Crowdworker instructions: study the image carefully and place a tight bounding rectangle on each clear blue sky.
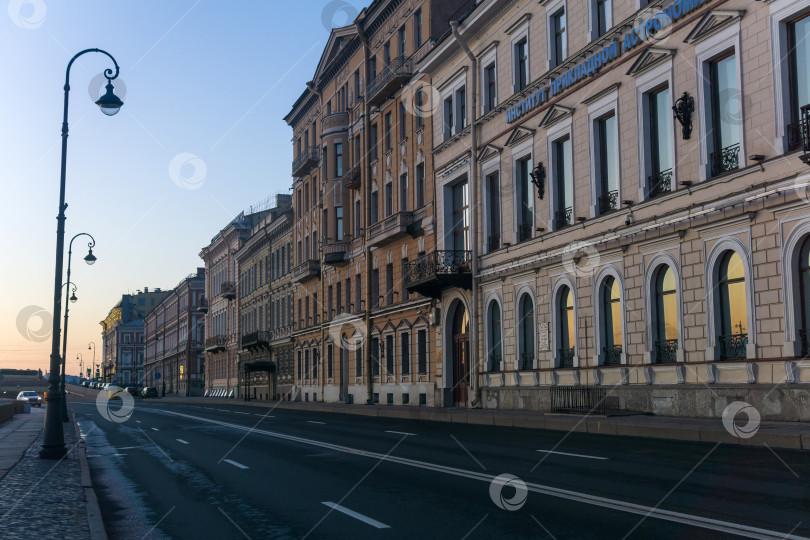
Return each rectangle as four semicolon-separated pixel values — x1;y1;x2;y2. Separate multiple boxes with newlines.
0;0;365;375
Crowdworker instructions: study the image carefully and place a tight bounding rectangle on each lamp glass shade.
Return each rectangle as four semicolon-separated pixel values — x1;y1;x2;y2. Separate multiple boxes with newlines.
95;82;123;116
69;293;78;303
84;249;97;265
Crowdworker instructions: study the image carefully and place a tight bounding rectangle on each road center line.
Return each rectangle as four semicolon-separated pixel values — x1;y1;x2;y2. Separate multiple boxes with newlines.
151;427;159;432
223;459;249;470
385;430;417;436
537;449;608;460
307;421;326;425
255;413;274;417
176;439;189;445
147;408;803;540
321;502;390;529
234;411;250;415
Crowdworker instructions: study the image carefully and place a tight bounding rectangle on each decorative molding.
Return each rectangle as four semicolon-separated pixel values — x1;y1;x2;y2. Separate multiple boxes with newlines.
684;10;746;45
620;367;629;385
478;144;502;163
785;361;797;384
626;48;675;78
573;370;581;385
643;366;653;385
707;364;717;384
593;368;602;385
505;13;532;35
582;82;621;105
676;365;685;384
538;105;574;129
746;363;757;384
504;126;535;147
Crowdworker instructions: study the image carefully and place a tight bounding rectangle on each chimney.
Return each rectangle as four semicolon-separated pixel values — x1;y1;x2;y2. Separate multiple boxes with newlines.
144;287;149;293
197;267;205;276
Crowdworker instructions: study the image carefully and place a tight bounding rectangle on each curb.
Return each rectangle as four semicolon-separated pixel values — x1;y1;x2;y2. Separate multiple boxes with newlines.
72;412;108;540
149;396;809;451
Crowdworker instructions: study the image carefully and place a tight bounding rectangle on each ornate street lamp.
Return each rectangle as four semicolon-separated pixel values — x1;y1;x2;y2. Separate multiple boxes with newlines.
672;91;694;140
41;49;122;460
60;233;96;422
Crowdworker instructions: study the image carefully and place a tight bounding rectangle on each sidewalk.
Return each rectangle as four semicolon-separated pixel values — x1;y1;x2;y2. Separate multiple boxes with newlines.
155;395;810;451
0;407;105;540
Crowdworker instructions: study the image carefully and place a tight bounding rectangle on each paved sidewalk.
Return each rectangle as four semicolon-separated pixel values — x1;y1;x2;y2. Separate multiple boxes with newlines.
0;407;102;540
148;395;810;451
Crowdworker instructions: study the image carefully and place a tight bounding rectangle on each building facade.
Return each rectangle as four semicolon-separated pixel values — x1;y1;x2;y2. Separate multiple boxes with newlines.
415;0;810;419
143;269;206;396
200;210;270;397
236;196;294;401
99;288;171;385
267;202;296;400
285;0;470;405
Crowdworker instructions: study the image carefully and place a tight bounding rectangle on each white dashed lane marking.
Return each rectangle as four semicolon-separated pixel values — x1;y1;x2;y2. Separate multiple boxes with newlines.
176;439;189;445
321;502;390;529
223;459;249;470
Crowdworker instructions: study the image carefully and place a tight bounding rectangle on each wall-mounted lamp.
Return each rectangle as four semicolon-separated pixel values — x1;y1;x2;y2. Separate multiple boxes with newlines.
530;162;546;200
672;91;694;140
750;154;766;172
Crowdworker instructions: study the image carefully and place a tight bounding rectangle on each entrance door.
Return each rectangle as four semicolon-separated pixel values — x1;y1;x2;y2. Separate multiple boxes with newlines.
451;302;470;407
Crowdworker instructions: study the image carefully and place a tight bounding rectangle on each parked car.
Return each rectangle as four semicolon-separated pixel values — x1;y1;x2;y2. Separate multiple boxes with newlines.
125;386;142;397
81;381;90;388
141;386;158;398
16;391;42;407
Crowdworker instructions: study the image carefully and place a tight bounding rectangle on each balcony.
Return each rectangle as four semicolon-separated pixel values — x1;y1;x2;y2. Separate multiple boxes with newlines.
648;169;673;199
598;190;619;215
787;104;810;164
519;353;534;371
204;335;227;353
367;211;414;248
292;147;320;177
517;223;532;243
343;165;361;189
488;233;501;252
292;259;320;283
710;143;740;177
197;297;208;313
602;344;622;366
404;250;471;298
367;56;413;106
653;339;678;364
241;331;270;351
555;207;573;230
718;333;747;361
323;241;350;266
220;281;236;300
558;347;576;368
322;112;348;134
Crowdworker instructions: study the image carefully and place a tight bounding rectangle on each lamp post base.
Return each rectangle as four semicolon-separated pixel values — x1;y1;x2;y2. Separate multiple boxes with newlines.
39;444;67;460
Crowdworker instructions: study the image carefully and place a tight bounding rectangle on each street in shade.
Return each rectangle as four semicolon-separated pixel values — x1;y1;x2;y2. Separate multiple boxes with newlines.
68;388;810;540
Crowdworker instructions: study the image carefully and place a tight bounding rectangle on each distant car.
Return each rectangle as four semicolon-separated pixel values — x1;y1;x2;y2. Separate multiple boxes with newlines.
81;381;90;388
125;386;142;397
141;387;158;398
16;391;42;407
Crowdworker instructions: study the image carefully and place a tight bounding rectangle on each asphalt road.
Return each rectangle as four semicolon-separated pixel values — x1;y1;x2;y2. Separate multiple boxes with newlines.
65;386;810;539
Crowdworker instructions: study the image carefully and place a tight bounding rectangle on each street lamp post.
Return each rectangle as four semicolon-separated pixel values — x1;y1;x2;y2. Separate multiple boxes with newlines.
40;49;122;460
77;353;83;382
88;342;96;380
60;233;96;422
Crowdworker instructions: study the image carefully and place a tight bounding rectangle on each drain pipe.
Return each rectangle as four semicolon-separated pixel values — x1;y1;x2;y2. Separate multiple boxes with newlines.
450;20;480;408
356;20;374;404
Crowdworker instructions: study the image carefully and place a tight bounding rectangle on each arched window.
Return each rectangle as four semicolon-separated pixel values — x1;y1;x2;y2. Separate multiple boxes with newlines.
558;286;575;367
717;251;748;360
518;294;534;370
798;237;810;357
601;277;622;366
487;301;502;371
653;265;678;363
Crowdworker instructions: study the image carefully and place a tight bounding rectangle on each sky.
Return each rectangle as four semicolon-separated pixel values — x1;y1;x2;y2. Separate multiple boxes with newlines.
0;0;366;376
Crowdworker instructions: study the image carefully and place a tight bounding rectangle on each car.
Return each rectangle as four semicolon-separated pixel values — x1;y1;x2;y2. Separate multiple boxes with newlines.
125;386;142;397
16;391;42;407
81;381;90;388
141;386;158;398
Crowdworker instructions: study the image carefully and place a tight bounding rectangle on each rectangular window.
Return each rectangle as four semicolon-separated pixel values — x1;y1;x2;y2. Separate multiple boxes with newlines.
595;113;619;215
452;181;469;252
487;172;501;251
400;173;408;212
553;136;573;230
355;274;362;313
443;96;453;141
385;182;393;217
456;86;466;133
484;62;497;113
355;199;361;237
401;332;410;374
384;42;391;67
298;299;302;327
415;88;424;129
551;9;566;68
414;9;422;48
345;278;351;312
401;258;409;302
370;123;378;162
304;183;309;210
417;329;427;374
516;157;533;242
369;56;377;84
386;334;395;375
355;343;363;377
354;69;360;99
312;349;318;379
647;85;673;197
416;164;425;208
514;38;528;92
398;26;406;60
328;285;333;319
386;263;394;305
354;134;361;165
788;12;810;150
708;52;741;176
399;101;407;141
596;0;609;38
305;297;310;326
327;345;333;379
372;268;379;308
335;142;343;178
384;112;392;151
371;336;380;375
336;206;344;240
336;282;342;313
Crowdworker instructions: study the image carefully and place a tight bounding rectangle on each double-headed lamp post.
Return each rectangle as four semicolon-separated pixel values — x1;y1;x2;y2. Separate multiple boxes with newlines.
60;233;96;422
40;49;123;460
77;353;83;382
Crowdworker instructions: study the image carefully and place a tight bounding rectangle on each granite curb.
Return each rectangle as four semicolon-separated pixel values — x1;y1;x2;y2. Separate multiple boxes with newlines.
72;411;108;540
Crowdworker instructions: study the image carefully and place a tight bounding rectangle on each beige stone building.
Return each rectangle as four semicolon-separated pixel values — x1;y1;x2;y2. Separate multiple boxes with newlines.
418;0;810;419
285;0;470;405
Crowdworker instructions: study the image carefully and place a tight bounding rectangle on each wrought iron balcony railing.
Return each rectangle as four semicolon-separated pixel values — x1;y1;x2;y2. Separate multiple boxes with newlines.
292;147;320;177
787;104;810;152
343;164;361;189
653;338;678;364
598;189;619;215
718;332;747;361
555;206;573;229
197;296;208;313
488;233;501;252
241;331;270;350
403;250;472;298
367;56;413;106
323;241;351;266
648;168;673;199
517;223;532;243
710;143;740;177
800;328;810;358
519;353;534;371
558;347;575;368
220;281;236;299
292;259;321;283
204;335;227;353
603;344;622;366
367;211;414;248
322;112;348;133
489;354;502;372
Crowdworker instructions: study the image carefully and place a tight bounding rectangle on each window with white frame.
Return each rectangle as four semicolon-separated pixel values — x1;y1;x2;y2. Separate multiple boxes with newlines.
487;300;503;371
481;45;498;114
508;15;530;94
547;1;567;69
400;172;408;212
517;293;535;370
485;169;501;252
515;155;533;243
589;0;611;42
635;60;675;201
552;135;573;230
588;91;620;216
